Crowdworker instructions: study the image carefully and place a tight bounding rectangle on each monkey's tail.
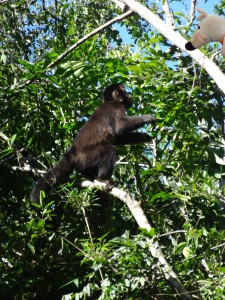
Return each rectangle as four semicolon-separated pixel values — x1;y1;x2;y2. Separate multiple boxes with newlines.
30;149;75;203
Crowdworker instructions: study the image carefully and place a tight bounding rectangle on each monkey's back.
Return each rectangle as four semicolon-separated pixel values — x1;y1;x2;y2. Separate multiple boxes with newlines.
73;102;126;151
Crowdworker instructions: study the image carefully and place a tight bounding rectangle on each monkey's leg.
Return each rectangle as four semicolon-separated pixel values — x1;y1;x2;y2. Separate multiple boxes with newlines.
115;132;152;145
95;146;117;188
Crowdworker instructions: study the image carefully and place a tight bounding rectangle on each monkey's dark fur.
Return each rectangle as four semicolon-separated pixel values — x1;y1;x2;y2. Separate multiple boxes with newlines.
30;83;155;203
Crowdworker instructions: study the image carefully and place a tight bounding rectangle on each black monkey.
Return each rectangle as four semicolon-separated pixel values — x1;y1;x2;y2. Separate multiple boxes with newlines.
30;83;155;203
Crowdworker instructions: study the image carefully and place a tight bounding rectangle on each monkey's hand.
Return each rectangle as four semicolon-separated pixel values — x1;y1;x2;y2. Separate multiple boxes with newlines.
141;133;152;142
143;114;156;124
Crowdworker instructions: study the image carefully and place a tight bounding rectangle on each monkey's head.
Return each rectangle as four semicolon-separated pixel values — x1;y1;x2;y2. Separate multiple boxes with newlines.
103;83;133;108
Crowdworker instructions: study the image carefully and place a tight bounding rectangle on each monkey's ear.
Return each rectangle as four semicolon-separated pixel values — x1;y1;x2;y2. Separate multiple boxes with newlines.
112;90;121;101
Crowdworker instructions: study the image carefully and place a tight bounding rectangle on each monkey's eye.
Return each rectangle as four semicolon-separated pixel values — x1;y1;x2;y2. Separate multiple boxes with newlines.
198;25;200;29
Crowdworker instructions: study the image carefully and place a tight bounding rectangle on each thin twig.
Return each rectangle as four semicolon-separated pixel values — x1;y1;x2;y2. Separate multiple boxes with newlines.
211;242;225;250
81;207;94;245
62;236;86;256
160;230;186;237
187;0;197;27
152;138;157;167
81;207;104;281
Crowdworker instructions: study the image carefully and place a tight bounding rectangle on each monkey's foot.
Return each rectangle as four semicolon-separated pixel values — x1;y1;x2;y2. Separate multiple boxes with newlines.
94;179;116;190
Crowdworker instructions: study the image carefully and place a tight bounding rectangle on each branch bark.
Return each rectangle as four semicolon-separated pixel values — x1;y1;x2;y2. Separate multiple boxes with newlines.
162;0;174;27
111;0;126;11
114;0;225;95
80;180;193;299
188;0;197;26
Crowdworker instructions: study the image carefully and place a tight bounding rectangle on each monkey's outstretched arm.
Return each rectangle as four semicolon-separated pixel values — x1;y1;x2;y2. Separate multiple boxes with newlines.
115;132;152;145
115;114;155;134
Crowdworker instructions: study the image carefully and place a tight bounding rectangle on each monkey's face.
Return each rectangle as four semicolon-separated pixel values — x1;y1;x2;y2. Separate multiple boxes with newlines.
122;90;133;108
112;85;133;108
103;83;133;108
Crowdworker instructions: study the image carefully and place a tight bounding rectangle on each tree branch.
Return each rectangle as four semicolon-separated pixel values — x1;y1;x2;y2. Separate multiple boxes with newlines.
162;0;174;27
80;180;193;299
111;0;126;11
0;131;46;176
46;10;133;70
81;206;105;281
0;163;46;175
188;0;197;27
0;0;11;4
18;9;133;89
114;0;225;95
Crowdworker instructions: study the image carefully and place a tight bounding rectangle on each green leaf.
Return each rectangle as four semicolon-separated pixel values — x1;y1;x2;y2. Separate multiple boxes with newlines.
27;242;35;255
183;247;194;259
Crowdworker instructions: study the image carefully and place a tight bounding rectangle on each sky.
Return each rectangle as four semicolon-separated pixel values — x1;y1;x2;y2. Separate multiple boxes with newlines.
171;0;219;14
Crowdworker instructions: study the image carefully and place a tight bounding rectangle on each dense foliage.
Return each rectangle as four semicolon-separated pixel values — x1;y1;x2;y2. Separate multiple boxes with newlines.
1;0;225;299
